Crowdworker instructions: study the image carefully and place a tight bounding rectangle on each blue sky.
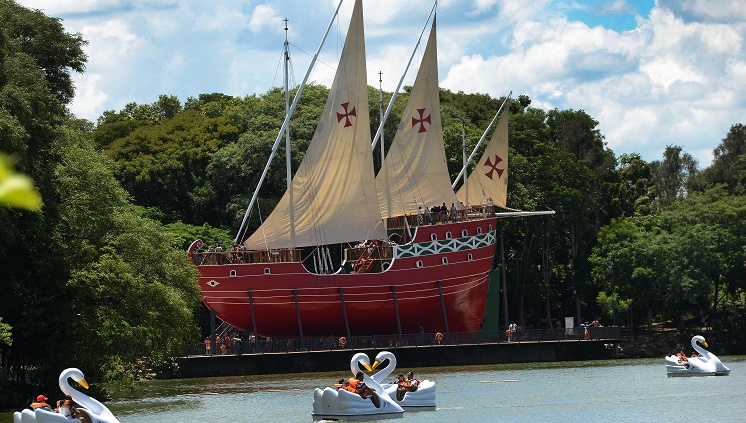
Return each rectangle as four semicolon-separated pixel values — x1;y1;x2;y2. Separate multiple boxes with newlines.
18;0;746;167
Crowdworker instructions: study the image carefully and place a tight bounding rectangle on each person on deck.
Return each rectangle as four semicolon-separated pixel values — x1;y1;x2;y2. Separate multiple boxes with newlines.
508;321;517;342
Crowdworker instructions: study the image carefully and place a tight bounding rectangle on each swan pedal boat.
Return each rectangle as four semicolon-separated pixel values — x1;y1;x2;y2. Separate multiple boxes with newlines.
665;335;731;377
370;351;436;411
312;352;404;420
14;368;120;423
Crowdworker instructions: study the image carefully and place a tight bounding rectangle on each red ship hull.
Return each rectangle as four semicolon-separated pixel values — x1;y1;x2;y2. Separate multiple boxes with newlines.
197;218;498;337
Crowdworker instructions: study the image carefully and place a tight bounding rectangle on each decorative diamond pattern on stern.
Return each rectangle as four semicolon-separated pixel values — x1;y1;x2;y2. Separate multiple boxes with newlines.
395;232;496;258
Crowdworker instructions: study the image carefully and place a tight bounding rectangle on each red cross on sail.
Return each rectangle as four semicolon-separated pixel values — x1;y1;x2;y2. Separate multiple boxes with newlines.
336;102;356;127
411;108;431;133
484;154;505;180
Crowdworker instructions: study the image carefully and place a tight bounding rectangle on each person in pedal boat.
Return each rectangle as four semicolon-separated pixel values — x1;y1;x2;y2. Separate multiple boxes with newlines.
349;371;381;408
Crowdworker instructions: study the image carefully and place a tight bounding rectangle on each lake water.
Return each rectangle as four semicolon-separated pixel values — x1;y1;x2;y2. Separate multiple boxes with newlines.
5;357;745;422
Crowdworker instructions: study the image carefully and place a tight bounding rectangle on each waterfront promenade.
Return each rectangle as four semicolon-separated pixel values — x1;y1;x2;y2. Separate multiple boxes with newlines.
177;327;621;378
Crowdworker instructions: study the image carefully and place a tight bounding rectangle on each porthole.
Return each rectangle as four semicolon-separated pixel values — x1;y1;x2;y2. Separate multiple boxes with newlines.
446;231;452;239
489;224;493;232
468;254;473;261
416;260;423;268
230;270;237;277
430;233;437;241
207;280;219;287
462;230;468;237
477;227;483;235
264;268;271;274
441;257;448;264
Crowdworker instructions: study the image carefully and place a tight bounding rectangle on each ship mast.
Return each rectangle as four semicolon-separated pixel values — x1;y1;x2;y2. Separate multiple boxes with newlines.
284;18;295;245
461;120;467;206
379;70;391;223
234;0;345;245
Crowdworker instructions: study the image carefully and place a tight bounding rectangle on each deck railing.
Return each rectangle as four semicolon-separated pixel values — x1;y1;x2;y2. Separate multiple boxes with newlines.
190;206;497;267
184;327;621;357
190;248;302;266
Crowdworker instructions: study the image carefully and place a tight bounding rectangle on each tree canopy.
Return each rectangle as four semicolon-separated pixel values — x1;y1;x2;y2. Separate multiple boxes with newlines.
0;1;201;406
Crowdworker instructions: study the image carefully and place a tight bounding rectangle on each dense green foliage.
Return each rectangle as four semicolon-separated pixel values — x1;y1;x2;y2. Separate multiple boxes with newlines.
0;0;201;408
92;81;746;349
90;60;745;353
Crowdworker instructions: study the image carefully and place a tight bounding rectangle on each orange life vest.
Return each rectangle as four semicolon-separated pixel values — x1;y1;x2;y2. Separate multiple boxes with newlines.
30;402;52;410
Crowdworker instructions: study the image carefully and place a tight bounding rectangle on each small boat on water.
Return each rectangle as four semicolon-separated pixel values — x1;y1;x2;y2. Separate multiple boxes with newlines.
312;352;404;421
370;351;436;411
14;368;120;423
665;335;731;376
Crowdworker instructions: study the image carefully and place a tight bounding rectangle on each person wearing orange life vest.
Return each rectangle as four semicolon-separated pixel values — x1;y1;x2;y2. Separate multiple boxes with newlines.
30;394;53;412
56;397;82;420
348;371;381;408
405;371;420;392
394;373;408;401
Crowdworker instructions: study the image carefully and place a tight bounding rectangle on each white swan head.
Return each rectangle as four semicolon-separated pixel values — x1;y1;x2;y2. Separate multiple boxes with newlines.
60;368;90;393
692;335;708;349
370;351;397;384
350;352;374;376
371;351;396;372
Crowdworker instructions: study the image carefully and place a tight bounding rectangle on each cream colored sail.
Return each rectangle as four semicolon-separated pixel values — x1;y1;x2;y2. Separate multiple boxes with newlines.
456;109;508;207
375;18;463;219
245;0;385;250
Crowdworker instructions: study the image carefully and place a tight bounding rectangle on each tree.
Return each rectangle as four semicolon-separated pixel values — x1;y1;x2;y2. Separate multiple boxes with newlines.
0;0;87;105
100;108;240;224
0;3;202;397
694;123;746;194
650;145;698;209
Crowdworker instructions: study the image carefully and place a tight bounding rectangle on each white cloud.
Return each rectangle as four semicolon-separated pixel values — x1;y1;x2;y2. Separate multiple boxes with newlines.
194;6;247;32
661;0;746;23
249;5;282;34
17;0;125;15
69;74;108;119
12;0;745;167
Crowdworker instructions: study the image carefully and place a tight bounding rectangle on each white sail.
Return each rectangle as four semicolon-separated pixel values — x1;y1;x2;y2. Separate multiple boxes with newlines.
375;18;463;219
245;0;385;250
456;108;508;208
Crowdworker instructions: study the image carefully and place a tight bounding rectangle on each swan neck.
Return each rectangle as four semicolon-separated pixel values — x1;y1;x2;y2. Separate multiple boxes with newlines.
692;338;710;357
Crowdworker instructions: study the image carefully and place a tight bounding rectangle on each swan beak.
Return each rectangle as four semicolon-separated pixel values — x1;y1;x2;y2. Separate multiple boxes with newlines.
78;378;89;390
371;360;382;370
702;341;709;348
362;362;374;372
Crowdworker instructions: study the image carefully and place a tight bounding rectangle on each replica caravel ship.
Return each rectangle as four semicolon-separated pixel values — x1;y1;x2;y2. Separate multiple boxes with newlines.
191;0;549;338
